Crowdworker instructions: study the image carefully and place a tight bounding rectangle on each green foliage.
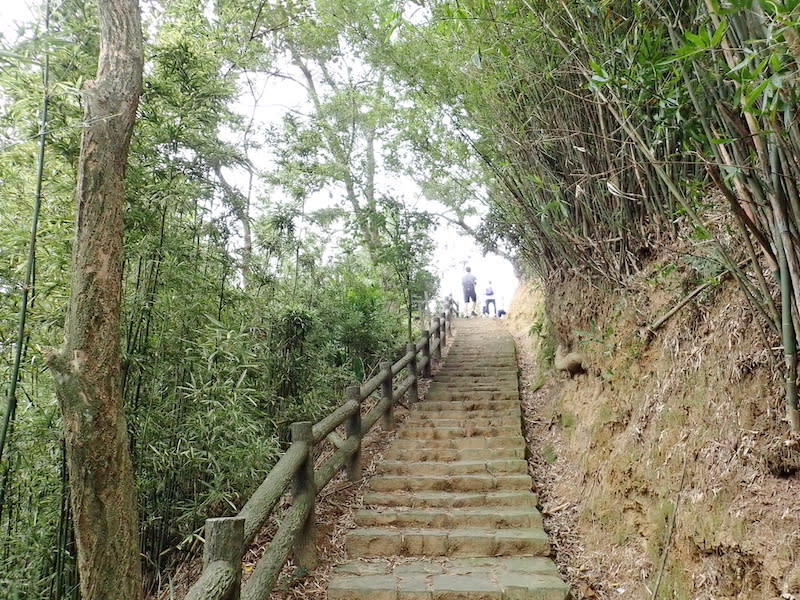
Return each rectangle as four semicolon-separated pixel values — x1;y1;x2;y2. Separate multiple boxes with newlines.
0;1;426;596
559;412;576;429
529;316;555;368
373;196;440;339
542;444;557;465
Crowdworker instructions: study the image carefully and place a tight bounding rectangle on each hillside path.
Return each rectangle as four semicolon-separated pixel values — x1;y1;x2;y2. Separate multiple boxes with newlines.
327;318;571;600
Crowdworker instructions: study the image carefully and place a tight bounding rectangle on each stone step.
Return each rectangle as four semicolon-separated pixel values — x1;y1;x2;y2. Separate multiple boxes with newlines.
383;446;525;462
429;368;514;375
354;506;543;529
363;490;538;509
446;355;516;359
445;348;515;354
410;406;521;419
435;371;517;377
397;425;521;440
445;352;516;357
369;473;531;493
405;414;519;427
325;323;571;599
427;384;519;394
444;354;515;360
434;375;518;384
380;459;527;476
422;389;518;400
346;527;552;558
442;367;516;372
431;384;518;393
329;556;569;600
390;436;524;451
416;398;519;412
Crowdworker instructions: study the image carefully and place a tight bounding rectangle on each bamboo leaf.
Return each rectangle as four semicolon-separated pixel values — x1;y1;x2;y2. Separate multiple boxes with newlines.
710;19;728;47
726;54;753;76
743;79;770;110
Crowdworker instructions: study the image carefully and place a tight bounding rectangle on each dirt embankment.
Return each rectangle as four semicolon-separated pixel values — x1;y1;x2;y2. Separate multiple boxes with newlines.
508;269;800;600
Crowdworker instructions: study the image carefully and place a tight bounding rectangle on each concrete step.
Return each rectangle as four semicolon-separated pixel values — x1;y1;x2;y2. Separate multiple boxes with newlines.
379;459;528;476
409;408;521;421
346;527;552;558
429;370;515;377
397;425;521;440
390;436;524;451
427;384;519;394
325;323;571;599
444;354;515;361
354;506;543;529
435;372;517;379
369;473;531;493
383;446;525;462
363;490;538;509
422;389;517;400
405;414;520;427
329;556;569;600
434;375;518;384
416;398;519;412
445;348;515;355
445;356;517;360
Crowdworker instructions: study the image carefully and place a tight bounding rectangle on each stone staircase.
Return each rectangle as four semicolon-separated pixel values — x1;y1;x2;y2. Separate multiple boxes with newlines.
328;318;571;600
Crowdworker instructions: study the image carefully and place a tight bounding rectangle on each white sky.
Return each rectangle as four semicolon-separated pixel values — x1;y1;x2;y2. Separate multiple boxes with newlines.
1;1;36;34
1;0;520;306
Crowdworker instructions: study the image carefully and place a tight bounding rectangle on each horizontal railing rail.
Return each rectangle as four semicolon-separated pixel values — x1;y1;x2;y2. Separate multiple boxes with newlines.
184;308;456;600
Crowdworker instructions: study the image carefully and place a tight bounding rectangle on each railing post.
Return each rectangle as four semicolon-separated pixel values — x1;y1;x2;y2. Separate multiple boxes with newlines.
407;342;419;404
203;516;245;600
443;309;452;337
422;329;432;378
440;312;448;348
291;421;318;571
433;317;443;361
380;361;395;431
345;386;363;480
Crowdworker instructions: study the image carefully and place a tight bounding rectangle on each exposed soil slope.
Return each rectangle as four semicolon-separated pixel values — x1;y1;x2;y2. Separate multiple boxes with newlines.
507;271;800;600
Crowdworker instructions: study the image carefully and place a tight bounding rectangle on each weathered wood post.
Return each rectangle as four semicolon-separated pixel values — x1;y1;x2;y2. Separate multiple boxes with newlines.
407;342;419;404
380;361;395;431
291;421;318;571
422;329;432;378
433;317;443;361
345;386;363;480
196;517;245;600
444;309;452;337
440;312;448;348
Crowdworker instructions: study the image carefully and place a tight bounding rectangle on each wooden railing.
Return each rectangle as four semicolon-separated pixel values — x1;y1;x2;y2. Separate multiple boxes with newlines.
184;310;456;600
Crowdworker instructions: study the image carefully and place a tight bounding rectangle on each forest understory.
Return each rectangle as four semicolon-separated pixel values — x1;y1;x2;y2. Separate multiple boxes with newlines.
508;267;800;600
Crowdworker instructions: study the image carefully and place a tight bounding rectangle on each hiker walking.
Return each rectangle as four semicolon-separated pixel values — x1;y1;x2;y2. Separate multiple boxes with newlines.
461;266;477;317
484;281;496;316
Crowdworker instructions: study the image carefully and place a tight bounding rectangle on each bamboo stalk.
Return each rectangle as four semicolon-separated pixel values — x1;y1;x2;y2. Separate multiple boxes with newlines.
778;229;800;432
0;0;51;465
650;457;688;600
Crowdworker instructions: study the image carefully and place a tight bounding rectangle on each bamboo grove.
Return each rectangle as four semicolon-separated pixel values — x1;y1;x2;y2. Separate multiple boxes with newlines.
0;0;438;596
385;0;800;429
2;0;800;598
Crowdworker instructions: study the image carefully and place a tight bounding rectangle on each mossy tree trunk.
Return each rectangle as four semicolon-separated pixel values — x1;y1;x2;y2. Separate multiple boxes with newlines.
45;0;144;598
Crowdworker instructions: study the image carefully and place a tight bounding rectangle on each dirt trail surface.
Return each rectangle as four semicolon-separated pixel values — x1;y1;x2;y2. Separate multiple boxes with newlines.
507;279;800;600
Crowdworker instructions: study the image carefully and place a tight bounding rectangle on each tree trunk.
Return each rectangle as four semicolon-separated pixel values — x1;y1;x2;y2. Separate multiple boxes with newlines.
45;0;144;598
